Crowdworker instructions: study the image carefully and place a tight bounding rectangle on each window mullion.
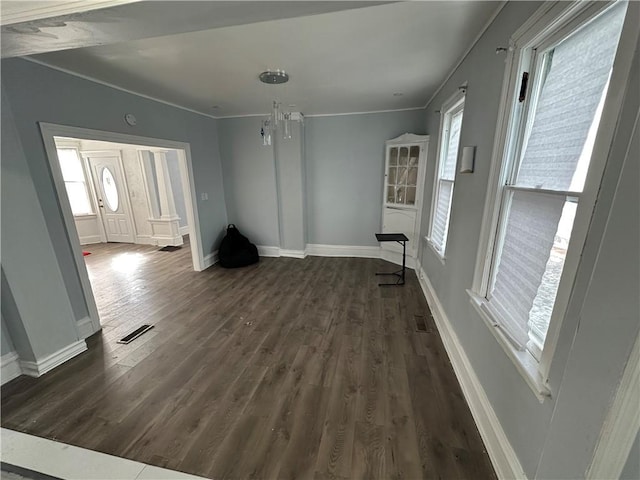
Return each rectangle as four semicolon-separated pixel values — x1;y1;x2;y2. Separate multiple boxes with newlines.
505;185;581;199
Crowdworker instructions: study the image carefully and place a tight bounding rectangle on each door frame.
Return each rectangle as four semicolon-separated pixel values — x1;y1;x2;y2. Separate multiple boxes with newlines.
40;123;207;336
85;149;136;244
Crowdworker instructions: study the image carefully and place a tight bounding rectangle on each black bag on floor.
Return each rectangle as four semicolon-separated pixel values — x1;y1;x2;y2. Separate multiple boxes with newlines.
218;224;259;268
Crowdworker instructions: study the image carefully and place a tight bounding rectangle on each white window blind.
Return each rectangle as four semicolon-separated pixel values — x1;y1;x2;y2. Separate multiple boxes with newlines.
486;3;625;355
58;148;93;216
430;107;463;254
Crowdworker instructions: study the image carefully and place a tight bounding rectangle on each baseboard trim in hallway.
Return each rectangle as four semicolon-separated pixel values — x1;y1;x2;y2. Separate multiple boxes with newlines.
416;265;527;480
19;341;87;378
256;243;417;269
1;428;207;480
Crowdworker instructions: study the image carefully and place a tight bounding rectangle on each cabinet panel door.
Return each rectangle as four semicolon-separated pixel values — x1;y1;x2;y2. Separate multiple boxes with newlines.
385;145;424;208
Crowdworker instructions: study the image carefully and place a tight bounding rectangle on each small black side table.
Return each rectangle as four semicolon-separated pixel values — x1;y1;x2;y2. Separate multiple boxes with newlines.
375;233;408;286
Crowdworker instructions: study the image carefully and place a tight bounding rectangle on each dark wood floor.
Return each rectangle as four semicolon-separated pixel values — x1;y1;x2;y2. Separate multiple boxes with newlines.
1;241;495;479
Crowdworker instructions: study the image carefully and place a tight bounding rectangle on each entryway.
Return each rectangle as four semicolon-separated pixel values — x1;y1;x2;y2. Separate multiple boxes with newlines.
40;123;206;338
54;137;192;250
86;150;135;243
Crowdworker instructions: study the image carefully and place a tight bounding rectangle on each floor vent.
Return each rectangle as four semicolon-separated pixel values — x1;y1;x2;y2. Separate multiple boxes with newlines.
159;245;181;252
117;324;154;344
415;315;427;332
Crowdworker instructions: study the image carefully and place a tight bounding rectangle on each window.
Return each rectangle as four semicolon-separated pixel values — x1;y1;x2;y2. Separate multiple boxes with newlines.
57;148;94;216
471;1;628;387
428;92;465;256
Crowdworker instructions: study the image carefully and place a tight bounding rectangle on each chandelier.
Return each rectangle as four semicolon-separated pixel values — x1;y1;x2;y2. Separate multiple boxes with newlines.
258;70;297;146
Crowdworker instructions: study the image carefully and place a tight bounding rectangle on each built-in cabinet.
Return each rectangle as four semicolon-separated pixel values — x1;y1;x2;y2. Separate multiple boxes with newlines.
381;133;429;263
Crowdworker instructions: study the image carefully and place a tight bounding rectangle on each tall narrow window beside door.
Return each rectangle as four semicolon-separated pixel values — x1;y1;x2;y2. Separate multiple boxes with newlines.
57;148;94;216
471;1;628;379
428;92;465;257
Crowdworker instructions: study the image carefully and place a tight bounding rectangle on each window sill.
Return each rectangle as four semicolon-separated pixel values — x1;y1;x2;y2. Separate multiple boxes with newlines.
74;214;97;218
467;289;551;403
424;236;446;265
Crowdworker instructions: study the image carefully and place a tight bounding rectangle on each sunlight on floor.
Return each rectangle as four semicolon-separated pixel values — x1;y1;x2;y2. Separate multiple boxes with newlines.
110;252;147;274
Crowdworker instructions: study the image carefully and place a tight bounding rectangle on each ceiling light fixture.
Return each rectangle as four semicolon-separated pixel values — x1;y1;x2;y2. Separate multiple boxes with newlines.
258;69;301;146
259;69;289;84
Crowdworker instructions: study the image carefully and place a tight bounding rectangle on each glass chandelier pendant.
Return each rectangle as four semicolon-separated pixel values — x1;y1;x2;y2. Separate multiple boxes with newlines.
283;113;292;140
272;101;280;127
261;119;272;146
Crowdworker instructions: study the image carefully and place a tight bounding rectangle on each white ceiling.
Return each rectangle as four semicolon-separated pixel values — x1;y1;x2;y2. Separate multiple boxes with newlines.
3;2;378;57
0;1;139;26
28;1;501;117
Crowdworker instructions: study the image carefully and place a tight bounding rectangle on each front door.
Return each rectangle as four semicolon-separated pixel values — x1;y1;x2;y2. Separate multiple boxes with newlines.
88;153;134;243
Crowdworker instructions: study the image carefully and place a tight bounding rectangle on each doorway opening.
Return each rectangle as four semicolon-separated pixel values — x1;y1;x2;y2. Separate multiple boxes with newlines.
40;123;205;338
54;137;191;248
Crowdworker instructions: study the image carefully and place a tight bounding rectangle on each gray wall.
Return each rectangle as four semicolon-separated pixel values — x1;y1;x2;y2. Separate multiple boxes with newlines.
621;429;639;480
305;110;425;246
218;117;280;247
218;110;425;249
1;267;34;362
1;314;15;356
418;2;639;478
1;58;227;335
166;149;188;228
1;86;81;362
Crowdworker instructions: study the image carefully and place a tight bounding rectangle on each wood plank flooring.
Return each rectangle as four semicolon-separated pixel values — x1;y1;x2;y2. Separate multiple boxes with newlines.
1;241;496;479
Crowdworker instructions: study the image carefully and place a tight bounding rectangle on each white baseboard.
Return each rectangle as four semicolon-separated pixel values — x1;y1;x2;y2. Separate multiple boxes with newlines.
257;245;281;257
134;235;155;246
76;316;97;339
179;225;190;236
79;235;101;245
1;352;22;385
152;235;184;247
257;245;305;258
19;340;87;378
306;244;380;258
203;250;219;269
416;265;526;480
279;248;306;259
256;244;419;268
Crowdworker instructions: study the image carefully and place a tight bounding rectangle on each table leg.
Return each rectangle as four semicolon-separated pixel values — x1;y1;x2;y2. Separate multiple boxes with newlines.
401;240;406;285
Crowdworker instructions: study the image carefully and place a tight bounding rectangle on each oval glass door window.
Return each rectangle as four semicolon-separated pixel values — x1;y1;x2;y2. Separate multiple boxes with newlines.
101;167;119;212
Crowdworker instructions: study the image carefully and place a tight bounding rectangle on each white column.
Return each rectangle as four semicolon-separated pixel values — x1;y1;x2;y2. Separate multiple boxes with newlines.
147;149;183;246
152;150;179;221
274;112;306;254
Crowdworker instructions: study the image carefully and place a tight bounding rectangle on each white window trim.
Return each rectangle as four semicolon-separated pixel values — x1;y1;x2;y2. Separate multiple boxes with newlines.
427;88;466;260
470;0;638;396
57;145;97;217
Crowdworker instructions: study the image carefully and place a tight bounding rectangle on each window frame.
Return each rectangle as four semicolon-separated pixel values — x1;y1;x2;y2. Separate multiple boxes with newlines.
469;0;636;399
56;145;96;217
427;89;466;260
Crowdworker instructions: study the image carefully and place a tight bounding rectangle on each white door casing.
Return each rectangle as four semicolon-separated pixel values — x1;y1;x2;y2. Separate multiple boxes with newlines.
381;134;429;260
87;151;135;243
40;123;207;342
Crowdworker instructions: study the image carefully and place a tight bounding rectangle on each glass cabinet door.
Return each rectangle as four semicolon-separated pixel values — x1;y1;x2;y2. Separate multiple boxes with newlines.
386;144;420;206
